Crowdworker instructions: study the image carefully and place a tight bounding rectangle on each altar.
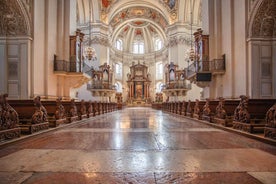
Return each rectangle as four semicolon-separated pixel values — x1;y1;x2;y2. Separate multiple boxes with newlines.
126;62;151;105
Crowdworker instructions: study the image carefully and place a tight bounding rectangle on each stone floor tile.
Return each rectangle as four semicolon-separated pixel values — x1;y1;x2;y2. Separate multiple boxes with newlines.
22;172;125;184
0;172;33;184
248;172;276;184
155;172;262;184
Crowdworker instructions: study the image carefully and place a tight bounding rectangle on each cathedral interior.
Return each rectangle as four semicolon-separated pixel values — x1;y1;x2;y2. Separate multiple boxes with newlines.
0;0;276;183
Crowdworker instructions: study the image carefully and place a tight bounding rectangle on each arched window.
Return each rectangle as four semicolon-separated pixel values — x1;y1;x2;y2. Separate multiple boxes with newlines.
133;41;144;54
154;38;162;51
115;39;123;51
115;62;122;79
156;61;163;80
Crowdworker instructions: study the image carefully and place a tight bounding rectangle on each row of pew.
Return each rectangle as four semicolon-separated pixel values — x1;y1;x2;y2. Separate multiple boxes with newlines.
160;95;276;140
0;94;118;141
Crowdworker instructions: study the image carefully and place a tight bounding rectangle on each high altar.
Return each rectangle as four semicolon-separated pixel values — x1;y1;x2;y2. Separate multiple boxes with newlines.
126;62;151;104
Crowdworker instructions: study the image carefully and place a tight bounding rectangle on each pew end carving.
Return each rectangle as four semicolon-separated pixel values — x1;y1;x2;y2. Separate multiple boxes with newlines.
264;103;276;139
0;93;21;141
20;96;49;134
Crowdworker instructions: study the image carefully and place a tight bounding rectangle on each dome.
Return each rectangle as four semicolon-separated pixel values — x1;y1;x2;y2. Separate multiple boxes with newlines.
113;20;165;54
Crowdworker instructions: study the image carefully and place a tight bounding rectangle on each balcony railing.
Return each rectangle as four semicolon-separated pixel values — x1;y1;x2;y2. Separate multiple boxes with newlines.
54;58;82;72
87;83;116;90
185;56;226;79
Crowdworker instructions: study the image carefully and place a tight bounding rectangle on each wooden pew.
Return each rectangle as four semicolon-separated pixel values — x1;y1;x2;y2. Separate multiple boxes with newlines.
181;101;187;116
186;100;195;118
213;98;239;127
232;96;276;133
86;101;94;118
42;98;67;127
9;97;49;134
201;99;219;122
76;100;87;120
264;103;276;140
62;99;79;123
193;100;205;120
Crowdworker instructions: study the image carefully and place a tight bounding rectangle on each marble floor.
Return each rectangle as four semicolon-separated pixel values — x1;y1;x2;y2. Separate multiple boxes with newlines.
0;107;276;184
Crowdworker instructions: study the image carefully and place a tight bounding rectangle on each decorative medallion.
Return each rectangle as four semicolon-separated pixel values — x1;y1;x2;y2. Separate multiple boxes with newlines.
110;7;168;30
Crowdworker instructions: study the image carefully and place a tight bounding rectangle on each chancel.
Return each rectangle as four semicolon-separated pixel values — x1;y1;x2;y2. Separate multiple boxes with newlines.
0;0;276;183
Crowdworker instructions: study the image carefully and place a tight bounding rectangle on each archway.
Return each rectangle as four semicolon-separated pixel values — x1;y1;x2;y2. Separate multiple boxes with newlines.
248;0;276;98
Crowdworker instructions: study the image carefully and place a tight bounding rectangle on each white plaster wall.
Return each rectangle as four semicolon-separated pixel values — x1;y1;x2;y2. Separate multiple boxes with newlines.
186;83;202;101
0;41;8;95
33;0;46;96
220;0;234;98
47;0;58;98
233;0;247;97
74;83;98;101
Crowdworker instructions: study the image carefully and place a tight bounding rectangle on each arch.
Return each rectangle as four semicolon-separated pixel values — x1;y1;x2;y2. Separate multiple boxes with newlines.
0;0;31;36
248;0;276;38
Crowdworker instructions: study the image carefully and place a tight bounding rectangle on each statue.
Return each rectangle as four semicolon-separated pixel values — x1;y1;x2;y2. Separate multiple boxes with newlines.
55;97;65;120
265;103;276;128
87;100;93;115
69;99;78;117
187;100;192;113
234;95;250;123
0;94;19;130
202;98;211;116
31;96;48;124
194;99;201;115
80;100;87;115
215;97;227;119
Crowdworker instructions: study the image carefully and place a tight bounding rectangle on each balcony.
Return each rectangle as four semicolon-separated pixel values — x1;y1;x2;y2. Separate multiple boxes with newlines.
54;57;83;73
186;55;226;83
162;81;192;96
87;83;116;96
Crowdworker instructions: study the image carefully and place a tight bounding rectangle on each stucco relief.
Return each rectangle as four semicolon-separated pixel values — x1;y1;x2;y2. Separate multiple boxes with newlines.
84;36;110;46
252;0;276;37
0;0;30;36
167;36;192;47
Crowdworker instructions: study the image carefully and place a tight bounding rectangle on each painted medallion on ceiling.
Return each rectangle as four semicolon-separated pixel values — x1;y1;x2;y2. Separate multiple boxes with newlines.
110;7;168;30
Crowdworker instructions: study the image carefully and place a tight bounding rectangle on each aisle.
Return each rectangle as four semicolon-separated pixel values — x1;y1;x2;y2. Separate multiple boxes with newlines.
0;107;275;183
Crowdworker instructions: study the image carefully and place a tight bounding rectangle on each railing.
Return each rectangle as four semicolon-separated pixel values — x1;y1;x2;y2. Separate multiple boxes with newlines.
162;81;191;90
209;59;225;73
54;58;82;72
87;83;116;90
185;57;225;79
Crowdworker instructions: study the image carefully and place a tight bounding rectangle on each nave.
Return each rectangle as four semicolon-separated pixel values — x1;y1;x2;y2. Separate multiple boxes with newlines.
0;107;276;184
